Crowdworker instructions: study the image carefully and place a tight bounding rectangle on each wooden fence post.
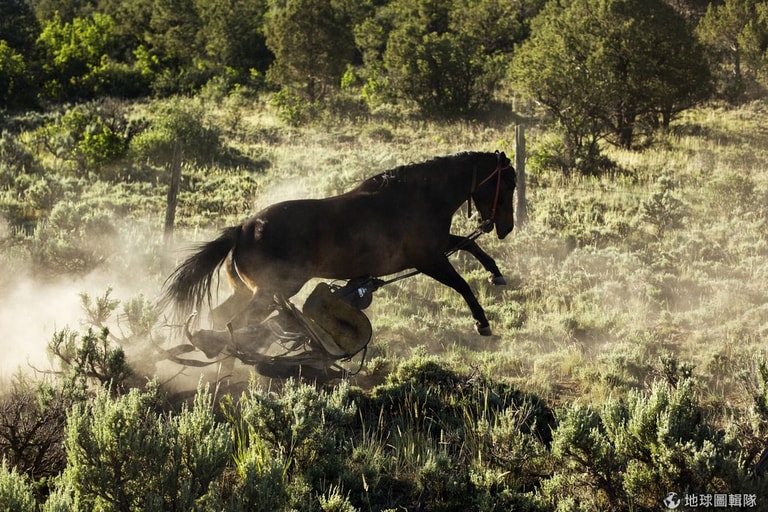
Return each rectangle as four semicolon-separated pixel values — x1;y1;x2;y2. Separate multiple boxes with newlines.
164;139;182;246
515;125;528;229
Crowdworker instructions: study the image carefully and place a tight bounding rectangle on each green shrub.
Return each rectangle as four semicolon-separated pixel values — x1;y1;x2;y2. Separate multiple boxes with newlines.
368;353;554;444
121;294;160;340
319;485;358;512
269;88;314;127
128;97;223;166
540;378;764;510
30;200;115;275
0;130;40;185
48;327;132;394
639;176;688;239
0;130;57;227
351;355;552;511
0;173;73;230
0;459;36;512
22;174;70;212
35;101;139;177
57;383;231;511
235;379;357;490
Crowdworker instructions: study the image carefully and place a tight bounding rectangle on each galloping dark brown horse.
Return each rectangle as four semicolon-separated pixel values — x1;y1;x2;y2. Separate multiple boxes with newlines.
163;151;516;335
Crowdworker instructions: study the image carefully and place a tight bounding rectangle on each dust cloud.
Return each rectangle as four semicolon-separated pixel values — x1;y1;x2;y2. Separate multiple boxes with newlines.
0;266;158;383
0;278;83;380
0;212;171;387
0;172;322;390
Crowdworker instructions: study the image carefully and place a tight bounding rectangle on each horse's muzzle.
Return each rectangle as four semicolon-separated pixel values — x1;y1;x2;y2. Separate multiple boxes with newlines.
497;225;513;239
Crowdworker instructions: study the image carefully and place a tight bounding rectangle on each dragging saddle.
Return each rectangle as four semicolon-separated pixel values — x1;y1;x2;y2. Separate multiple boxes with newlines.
166;279;380;378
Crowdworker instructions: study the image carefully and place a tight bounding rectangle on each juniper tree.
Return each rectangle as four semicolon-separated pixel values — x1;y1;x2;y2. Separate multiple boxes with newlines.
512;0;711;172
381;0;540;116
265;0;356;103
696;0;768;100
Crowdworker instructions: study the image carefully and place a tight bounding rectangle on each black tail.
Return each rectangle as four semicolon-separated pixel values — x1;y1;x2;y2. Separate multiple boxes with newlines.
162;226;241;318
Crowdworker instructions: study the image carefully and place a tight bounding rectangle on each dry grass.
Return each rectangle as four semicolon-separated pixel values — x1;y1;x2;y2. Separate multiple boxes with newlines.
169;97;767;415
4;94;768;416
246;100;768;412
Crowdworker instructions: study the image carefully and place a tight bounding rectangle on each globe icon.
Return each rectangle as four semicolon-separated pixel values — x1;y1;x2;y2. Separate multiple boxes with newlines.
664;492;681;509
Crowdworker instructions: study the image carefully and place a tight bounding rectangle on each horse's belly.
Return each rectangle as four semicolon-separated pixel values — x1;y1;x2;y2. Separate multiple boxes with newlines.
315;258;409;280
310;231;435;279
251;197;448;279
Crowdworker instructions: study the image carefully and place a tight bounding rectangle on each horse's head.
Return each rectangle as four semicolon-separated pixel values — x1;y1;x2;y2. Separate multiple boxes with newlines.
472;151;516;239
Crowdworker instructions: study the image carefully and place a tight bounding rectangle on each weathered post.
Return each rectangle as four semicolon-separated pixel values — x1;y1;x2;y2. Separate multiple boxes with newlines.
164;139;182;246
515;125;527;228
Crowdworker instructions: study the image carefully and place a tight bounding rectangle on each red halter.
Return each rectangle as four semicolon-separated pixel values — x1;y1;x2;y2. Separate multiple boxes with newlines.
469;160;511;227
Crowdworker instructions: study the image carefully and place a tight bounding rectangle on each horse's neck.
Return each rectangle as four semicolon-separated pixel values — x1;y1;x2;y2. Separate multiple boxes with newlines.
360;157;480;214
414;164;472;215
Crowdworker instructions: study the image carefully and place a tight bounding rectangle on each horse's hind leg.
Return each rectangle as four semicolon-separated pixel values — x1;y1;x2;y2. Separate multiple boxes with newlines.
211;287;253;329
240;277;306;327
210;253;254;329
418;255;492;336
449;234;505;285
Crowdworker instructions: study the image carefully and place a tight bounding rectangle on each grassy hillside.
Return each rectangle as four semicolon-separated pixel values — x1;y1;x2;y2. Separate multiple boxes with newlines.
1;95;768;510
222;100;768;412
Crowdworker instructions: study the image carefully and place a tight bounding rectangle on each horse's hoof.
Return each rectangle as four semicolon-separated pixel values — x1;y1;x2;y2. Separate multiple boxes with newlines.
489;274;506;286
475;322;492;336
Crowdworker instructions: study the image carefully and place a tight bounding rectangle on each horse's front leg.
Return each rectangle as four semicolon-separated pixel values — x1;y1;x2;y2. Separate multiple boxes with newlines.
418;255;492;336
449;234;506;285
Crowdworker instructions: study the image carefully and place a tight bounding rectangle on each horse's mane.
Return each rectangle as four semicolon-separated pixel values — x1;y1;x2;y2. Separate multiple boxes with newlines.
359;151;486;191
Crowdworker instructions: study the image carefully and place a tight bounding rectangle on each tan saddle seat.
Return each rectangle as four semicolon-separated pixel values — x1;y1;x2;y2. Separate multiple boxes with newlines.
281;282;372;358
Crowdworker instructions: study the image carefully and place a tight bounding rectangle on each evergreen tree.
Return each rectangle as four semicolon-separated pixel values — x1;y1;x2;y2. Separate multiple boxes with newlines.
0;41;29;108
143;0;206;93
0;0;40;53
195;0;271;81
697;0;768;100
0;0;40;107
513;0;711;173
265;0;355;103
32;0;97;24
382;0;539;116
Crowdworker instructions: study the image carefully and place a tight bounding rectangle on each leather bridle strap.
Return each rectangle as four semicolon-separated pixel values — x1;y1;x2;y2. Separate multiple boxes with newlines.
489;164;506;222
467;165;477;218
472;162;511;223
